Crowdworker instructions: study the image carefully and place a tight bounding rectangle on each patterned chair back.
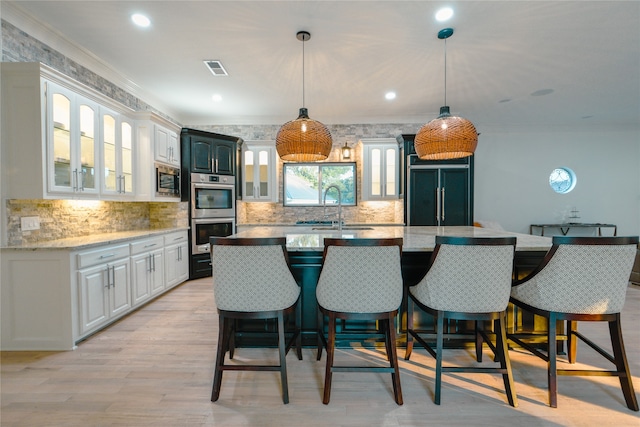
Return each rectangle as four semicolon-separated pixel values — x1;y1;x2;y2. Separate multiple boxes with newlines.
210;237;300;312
411;236;516;313
511;236;639;314
316;238;403;313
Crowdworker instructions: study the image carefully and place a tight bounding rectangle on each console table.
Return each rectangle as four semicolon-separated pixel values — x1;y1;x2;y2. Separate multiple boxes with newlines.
530;223;617;236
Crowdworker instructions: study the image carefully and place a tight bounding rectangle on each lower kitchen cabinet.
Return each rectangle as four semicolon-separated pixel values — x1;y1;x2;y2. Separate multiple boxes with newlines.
164;231;189;288
131;236;165;306
0;229;190;350
78;255;131;335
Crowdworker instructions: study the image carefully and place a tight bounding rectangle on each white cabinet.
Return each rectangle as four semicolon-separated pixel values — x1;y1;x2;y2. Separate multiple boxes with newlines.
101;111;135;198
130;236;165;306
164;231;189;288
154;125;180;166
1;229;190;351
47;82;100;196
133;112;181;202
1;62;136;200
242;141;278;202
361;138;400;201
77;243;131;335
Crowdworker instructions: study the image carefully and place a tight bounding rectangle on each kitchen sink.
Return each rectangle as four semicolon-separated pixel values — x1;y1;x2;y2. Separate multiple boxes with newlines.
311;226;374;231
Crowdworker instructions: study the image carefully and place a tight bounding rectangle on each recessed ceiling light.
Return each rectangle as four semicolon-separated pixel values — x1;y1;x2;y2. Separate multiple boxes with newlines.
435;7;454;22
131;13;151;28
385;92;396;100
212;94;223;102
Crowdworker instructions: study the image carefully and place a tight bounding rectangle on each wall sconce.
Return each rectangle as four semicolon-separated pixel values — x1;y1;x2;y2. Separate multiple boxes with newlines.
341;142;352;160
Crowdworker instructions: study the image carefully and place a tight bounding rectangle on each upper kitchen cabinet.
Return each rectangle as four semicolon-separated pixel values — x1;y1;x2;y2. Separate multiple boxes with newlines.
48;82;100;196
181;128;239;176
361;138;400;201
133;112;181;202
242;141;278;202
1;62;137;200
153;123;179;167
101;112;135;199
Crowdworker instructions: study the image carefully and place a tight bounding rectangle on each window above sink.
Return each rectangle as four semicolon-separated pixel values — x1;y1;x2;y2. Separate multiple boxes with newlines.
283;163;356;207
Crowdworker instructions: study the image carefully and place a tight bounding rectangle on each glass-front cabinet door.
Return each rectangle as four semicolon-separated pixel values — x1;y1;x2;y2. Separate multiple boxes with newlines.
361;138;399;201
101;112;135;198
102;113;117;193
242;142;277;202
47;81;99;196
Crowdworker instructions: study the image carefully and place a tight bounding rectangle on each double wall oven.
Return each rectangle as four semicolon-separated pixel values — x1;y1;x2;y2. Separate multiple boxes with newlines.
190;172;235;278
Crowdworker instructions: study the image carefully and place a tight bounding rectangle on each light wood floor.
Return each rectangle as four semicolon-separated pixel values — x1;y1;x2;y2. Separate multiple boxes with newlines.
2;279;639;426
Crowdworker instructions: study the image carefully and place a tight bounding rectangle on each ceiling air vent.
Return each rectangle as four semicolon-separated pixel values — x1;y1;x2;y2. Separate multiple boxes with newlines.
204;60;228;76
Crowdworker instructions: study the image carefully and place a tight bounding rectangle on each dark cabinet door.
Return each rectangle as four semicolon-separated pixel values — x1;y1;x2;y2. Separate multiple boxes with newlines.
440;168;470;226
191;137;214;173
408;167;471;226
408;169;439;226
214;140;235;175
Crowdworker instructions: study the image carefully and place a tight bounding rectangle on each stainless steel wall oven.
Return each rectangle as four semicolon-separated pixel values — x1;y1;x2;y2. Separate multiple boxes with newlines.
190;173;235;218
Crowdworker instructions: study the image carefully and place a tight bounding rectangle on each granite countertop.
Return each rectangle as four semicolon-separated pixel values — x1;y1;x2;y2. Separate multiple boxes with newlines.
1;227;190;251
232;225;553;252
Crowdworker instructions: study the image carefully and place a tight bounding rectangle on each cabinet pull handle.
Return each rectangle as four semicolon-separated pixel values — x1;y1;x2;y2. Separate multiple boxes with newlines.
111;265;116;287
152;254;156;271
436;187;441;222
144;243;158;248
173;236;184;241
106;265;111;288
99;253;115;259
441;187;445;222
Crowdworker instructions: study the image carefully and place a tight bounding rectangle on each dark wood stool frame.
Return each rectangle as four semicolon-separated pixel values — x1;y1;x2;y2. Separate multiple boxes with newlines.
509;236;639;411
404;236;518;407
210;237;302;404
316;237;404;405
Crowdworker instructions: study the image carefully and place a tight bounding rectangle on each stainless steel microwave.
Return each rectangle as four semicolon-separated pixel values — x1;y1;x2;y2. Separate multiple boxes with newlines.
156;163;180;197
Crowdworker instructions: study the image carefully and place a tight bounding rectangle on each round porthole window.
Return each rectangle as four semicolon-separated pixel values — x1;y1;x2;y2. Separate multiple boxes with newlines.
549;167;576;194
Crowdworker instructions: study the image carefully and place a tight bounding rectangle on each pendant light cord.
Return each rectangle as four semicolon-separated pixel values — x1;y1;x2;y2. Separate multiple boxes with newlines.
443;37;447;107
302;37;306;108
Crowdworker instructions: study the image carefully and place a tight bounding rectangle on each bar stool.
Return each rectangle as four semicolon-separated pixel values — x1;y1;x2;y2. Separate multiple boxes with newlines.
209;237;302;404
509;236;639;410
405;236;518;406
316;237;404;405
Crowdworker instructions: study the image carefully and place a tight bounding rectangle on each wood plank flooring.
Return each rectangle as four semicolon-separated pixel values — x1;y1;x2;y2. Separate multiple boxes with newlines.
2;279;639;426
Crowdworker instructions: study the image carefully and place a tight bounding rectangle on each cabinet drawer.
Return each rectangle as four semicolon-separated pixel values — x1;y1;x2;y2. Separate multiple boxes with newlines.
164;231;188;246
130;236;164;255
77;244;129;269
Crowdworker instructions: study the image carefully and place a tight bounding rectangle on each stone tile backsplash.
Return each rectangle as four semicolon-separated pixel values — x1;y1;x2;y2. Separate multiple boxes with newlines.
6;199;188;246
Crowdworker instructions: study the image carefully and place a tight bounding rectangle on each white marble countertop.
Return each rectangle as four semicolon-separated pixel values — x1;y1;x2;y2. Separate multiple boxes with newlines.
1;227;190;251
233;225;553;252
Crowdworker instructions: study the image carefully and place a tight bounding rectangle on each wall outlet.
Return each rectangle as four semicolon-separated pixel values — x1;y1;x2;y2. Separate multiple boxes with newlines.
21;216;40;231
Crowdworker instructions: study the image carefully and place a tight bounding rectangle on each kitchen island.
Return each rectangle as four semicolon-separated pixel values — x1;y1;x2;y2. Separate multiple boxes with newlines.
228;225;552;347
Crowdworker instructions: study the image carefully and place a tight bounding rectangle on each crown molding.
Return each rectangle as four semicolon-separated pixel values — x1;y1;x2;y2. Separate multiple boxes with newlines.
1;1;181;122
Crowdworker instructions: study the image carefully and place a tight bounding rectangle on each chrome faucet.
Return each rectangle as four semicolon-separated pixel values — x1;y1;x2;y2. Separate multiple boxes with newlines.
323;185;342;231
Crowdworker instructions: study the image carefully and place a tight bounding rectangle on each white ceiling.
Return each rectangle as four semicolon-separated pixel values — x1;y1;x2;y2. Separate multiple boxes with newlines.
4;1;640;130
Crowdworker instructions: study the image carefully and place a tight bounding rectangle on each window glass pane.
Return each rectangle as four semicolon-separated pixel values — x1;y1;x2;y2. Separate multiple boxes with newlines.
284;163;356;206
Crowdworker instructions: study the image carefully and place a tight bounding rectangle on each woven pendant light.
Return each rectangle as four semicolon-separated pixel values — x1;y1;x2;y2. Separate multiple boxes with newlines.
415;28;478;160
276;31;332;162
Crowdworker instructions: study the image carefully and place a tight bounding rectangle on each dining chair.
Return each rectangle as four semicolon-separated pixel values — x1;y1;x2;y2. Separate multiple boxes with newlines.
315;237;404;405
509;236;639;410
209;237;302;404
405;236;518;406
